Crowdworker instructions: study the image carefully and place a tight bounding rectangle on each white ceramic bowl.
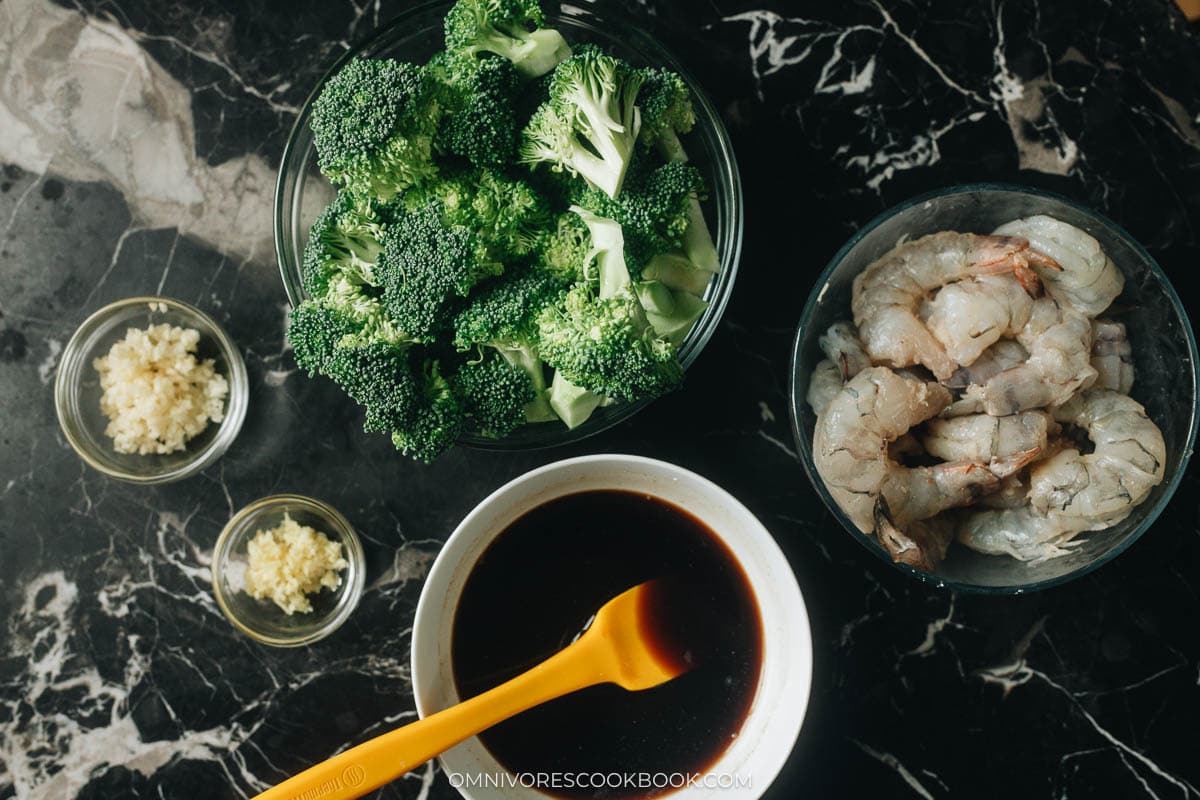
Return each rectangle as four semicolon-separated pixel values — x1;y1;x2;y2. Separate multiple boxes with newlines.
411;455;812;800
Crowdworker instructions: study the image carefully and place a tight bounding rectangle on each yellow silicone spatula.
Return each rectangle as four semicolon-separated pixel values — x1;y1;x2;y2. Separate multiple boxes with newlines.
251;580;690;800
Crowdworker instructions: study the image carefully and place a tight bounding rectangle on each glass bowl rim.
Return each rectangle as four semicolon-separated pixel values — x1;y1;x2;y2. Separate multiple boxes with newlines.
272;0;744;451
211;493;367;647
53;295;249;485
787;181;1200;594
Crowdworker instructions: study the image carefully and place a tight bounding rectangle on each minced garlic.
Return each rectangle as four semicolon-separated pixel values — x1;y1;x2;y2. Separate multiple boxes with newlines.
244;513;348;615
93;323;228;454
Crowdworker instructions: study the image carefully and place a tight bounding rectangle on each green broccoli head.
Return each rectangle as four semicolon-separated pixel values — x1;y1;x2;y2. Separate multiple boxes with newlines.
444;0;571;79
536;211;593;282
287;301;359;376
453;267;566;349
537;283;683;401
520;46;646;199
637;67;696;150
390;361;465;462
324;341;423;434
572;160;705;272
456;352;535;438
301;190;389;296
310;58;441;200
376;201;505;342
431;53;522;168
403;168;549;260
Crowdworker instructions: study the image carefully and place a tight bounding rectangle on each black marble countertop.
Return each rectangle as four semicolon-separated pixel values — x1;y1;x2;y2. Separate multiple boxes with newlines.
3;0;1200;798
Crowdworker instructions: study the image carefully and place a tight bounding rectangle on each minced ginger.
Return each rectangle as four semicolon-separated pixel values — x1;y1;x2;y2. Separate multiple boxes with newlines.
93;323;228;454
244;513;348;615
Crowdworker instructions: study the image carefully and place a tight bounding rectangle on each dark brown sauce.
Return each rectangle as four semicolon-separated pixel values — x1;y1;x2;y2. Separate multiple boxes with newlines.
451;490;763;800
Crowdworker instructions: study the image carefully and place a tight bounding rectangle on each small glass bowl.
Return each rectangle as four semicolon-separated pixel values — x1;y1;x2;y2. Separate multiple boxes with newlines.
274;0;743;450
789;184;1199;593
54;296;249;484
212;494;367;647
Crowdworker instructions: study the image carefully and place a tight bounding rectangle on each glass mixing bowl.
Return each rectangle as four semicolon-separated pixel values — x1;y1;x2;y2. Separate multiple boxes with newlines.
789;184;1198;592
274;1;742;450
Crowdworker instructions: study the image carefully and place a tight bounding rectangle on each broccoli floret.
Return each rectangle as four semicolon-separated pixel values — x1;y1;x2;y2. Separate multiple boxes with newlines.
287;301;359;376
572;161;705;275
536;211;593;282
453;268;565;421
310;58;441;200
457;352;535;437
376;202;505;342
431;53;522;167
444;0;571;79
637;67;696;158
404;168;549;259
390;361;464;462
301;190;389;296
537;283;683;401
324;341;422;433
630;71;719;274
520;47;645;200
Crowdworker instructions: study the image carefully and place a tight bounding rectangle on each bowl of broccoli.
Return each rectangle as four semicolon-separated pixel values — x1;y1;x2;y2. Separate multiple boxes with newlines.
274;0;742;462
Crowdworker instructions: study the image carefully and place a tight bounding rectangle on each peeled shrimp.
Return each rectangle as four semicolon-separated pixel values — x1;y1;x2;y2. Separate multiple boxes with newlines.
957;506;1082;561
958;389;1166;560
813;367;1001;552
921;411;1052;473
944;339;1029;389
993;215;1123;317
806;322;872;415
1090;319;1134;393
821;321;872;377
852;232;1058;380
968;296;1097;415
1029;389;1165;529
923;273;1034;367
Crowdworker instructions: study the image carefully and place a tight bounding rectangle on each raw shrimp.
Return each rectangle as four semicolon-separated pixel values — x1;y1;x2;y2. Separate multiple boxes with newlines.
969;296;1097;415
993;215;1123;317
806;360;844;416
980;475;1030;509
852;232;1058;380
807;322;873;414
944;339;1029;389
959;389;1166;560
820;321;872;378
923;273;1034;367
957;506;1082;561
1029;389;1165;530
1090;319;1134;393
921;411;1052;473
875;511;956;572
813;367;1002;563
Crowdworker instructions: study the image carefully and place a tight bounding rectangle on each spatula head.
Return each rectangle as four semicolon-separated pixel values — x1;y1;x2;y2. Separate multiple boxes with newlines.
587;579;695;691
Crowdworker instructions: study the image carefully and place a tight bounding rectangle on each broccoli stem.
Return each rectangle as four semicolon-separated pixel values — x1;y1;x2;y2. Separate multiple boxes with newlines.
656;128;720;274
642;253;711;296
549;371;604;429
568;93;640;199
508;28;571;79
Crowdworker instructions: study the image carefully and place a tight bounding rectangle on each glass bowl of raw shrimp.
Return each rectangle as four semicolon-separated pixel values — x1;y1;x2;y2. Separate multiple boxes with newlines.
789;184;1198;592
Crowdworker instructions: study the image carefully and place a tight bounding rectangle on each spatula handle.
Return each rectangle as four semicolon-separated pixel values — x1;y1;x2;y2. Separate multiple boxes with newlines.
251;643;600;800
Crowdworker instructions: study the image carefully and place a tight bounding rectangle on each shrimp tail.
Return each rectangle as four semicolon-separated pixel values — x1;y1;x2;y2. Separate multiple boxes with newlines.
873;497;948;572
989;447;1042;479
